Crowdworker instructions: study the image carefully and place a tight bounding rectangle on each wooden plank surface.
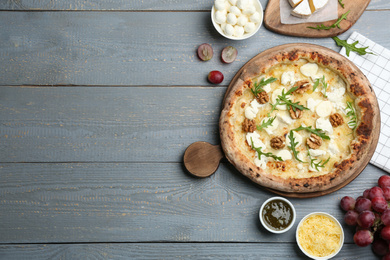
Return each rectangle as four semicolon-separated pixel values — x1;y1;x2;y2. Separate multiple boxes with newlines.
0;243;376;259
0;0;388;10
0;11;389;86
0;162;386;243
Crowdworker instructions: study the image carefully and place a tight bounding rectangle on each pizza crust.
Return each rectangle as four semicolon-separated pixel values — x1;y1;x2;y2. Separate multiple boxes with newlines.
219;44;379;193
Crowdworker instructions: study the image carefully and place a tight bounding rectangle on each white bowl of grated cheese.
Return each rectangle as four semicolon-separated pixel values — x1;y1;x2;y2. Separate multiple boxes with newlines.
211;0;263;40
296;212;344;260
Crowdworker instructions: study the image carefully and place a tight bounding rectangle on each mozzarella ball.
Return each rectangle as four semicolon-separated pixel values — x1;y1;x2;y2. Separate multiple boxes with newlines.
224;24;235;36
234;25;245;37
237;15;248;26
236;0;250;10
250;12;261;23
229;5;242;16
242;5;256;15
228;0;237;5
215;11;227;24
244;22;256;33
226;13;238;25
214;0;227;11
220;23;227;32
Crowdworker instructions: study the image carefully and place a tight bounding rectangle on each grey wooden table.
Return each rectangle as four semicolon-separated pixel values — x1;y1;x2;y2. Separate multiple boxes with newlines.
0;0;389;259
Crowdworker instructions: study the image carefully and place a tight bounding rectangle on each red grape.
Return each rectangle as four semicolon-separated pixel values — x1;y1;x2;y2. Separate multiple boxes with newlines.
383;252;390;260
379;175;390;189
221;46;237;63
383;187;390;200
197;43;213;61
340;196;356;211
373;238;389;256
382;210;390;226
382;226;390;240
344;210;359;226
208;71;224;84
355;198;372;213
369;186;384;200
363;189;370;198
372;196;389;213
357;211;375;228
354;229;374;247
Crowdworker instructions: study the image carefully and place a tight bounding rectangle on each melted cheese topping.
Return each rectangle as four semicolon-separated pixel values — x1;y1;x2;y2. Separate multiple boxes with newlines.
234;58;357;179
298;214;342;257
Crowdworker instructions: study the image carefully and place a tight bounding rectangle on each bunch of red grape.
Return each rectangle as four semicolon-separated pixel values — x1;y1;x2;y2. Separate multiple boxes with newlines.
340;175;390;259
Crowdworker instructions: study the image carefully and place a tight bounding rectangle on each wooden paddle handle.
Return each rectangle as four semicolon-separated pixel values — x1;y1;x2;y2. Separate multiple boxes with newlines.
183;141;224;177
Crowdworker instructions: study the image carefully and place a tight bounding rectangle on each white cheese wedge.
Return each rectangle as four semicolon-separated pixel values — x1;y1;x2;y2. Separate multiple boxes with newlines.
272;87;288;110
289;0;303;8
328;140;340;157
281;71;295;86
246;131;265;149
261;116;279;135
277;149;292;161
286;131;303;148
277;111;294;125
316;117;333;135
300;62;319;77
309;148;326;157
316;100;333;117
291;0;312;18
310;0;329;12
307;98;321;112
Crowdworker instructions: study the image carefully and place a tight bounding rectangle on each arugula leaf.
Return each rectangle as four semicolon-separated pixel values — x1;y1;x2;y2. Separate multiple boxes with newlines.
270;87;310;113
312;76;328;97
292;125;330;140
308;11;350;30
338;0;345;8
332;36;375;57
287;131;305;163
308;150;330;171
346;101;357;130
312;78;320;92
251;77;277;97
250;138;283;161
257;116;276;131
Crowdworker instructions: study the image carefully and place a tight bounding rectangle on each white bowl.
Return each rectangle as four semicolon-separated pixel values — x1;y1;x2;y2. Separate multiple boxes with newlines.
211;0;263;40
296;212;344;260
259;196;296;234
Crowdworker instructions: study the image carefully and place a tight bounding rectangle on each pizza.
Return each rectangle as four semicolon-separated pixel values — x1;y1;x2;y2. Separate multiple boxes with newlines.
219;44;379;193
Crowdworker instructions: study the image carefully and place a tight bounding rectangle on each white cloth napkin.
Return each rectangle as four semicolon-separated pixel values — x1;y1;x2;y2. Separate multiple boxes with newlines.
339;32;390;172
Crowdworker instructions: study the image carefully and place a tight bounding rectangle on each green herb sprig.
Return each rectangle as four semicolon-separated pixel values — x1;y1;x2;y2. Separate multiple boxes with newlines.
287;131;305;163
332;36;375;57
308;150;330;171
270;86;309;113
312;76;328;97
292;125;330;140
308;11;350;30
251;138;283;161
346;101;357;130
338;0;345;8
257;116;276;131
251;77;277;97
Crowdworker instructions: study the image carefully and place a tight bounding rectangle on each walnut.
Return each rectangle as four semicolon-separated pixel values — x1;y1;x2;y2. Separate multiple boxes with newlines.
256;91;269;104
275;161;286;171
293;80;311;94
244;80;253;89
270;136;285;149
242;118;256;132
306;134;322;149
289;106;302;119
330;113;344;127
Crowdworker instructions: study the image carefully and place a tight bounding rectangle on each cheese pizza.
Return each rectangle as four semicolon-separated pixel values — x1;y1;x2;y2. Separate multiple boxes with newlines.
219;44;378;193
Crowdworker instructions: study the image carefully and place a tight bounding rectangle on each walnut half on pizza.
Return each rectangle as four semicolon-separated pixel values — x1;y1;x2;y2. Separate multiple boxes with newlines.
219;44;379;193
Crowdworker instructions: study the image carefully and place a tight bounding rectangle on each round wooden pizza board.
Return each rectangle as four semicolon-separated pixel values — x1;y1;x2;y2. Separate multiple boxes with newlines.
184;43;380;198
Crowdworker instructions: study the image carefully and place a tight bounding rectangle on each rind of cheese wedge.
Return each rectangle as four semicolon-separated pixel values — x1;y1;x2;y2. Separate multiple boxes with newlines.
288;0;303;8
300;63;319;77
291;0;312;18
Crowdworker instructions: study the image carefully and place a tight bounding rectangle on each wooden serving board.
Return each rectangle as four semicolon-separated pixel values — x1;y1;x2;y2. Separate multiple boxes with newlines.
263;0;371;38
221;44;380;198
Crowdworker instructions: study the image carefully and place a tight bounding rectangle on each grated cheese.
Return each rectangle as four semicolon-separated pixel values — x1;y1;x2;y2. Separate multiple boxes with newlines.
298;214;342;257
